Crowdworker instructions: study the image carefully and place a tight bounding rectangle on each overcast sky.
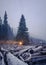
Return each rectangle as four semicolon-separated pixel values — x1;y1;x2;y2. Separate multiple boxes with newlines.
0;0;46;40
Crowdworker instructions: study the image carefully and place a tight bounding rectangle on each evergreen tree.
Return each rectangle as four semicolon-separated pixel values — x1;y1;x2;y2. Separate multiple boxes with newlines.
3;11;8;40
4;11;8;25
0;17;2;25
0;17;2;40
16;15;29;45
8;25;14;40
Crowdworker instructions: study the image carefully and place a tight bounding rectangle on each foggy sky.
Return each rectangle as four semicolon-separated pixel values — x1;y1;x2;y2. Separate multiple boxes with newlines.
0;0;46;40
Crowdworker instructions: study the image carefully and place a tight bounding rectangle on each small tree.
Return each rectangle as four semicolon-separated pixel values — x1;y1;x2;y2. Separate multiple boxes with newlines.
16;15;29;45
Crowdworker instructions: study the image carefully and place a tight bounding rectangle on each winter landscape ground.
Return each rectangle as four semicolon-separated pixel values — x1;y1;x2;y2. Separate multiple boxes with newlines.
0;42;46;65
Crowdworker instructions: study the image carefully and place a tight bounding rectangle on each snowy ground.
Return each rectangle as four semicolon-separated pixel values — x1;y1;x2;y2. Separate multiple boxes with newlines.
6;52;28;65
0;51;28;65
0;43;46;65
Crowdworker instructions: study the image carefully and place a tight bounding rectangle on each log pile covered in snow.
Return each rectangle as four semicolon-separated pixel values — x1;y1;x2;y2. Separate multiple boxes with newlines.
0;43;46;65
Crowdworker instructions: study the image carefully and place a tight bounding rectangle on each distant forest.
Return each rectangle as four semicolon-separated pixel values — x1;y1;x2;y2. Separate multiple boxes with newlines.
0;11;30;45
0;11;46;45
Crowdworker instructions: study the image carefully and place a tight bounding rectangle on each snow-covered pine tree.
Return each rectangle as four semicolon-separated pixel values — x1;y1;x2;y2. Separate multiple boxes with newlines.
16;15;29;45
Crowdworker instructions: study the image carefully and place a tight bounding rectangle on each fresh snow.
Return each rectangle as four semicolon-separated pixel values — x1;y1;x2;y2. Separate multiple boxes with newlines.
33;46;42;52
6;52;28;65
0;58;5;65
17;46;35;55
19;52;31;62
0;52;5;65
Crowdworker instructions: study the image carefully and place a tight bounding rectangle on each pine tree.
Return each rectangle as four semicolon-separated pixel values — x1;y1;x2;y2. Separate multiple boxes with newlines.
0;17;2;25
4;11;8;25
3;11;8;40
16;15;29;45
0;17;2;40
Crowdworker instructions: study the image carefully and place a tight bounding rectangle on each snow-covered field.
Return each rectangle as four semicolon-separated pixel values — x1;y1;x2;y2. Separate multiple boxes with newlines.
0;43;46;65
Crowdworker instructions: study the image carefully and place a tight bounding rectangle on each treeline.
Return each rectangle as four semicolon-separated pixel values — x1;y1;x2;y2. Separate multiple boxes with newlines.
0;11;30;44
0;11;13;40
